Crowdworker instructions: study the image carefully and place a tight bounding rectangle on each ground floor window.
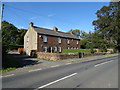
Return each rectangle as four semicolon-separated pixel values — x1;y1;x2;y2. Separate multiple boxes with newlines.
58;47;61;52
67;47;70;49
54;46;57;52
43;46;47;52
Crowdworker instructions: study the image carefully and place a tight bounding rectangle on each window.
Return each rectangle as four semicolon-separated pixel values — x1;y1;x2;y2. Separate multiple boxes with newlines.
43;35;47;42
67;39;70;44
67;47;70;49
43;46;47;52
71;47;73;49
50;47;53;53
74;47;76;49
77;41;78;44
58;47;61;52
58;37;61;43
54;46;57;51
27;36;29;42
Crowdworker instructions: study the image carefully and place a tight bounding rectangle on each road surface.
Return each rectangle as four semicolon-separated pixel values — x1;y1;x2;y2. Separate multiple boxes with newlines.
2;55;118;89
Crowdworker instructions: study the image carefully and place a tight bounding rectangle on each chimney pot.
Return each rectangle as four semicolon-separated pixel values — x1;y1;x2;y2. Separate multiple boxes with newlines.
53;26;58;31
29;22;34;27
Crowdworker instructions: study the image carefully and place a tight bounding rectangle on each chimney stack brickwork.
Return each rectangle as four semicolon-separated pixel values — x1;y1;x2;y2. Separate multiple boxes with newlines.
53;26;58;31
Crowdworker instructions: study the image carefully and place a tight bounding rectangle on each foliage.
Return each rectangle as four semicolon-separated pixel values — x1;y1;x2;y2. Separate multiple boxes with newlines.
90;49;96;54
67;29;81;38
62;49;91;53
2;21;27;52
92;2;120;52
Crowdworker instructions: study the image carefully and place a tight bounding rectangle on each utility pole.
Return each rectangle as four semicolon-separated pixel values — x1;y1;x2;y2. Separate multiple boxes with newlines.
0;3;4;30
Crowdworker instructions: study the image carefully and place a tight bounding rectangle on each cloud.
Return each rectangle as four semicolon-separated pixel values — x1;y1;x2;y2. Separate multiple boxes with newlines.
48;14;55;17
30;17;38;20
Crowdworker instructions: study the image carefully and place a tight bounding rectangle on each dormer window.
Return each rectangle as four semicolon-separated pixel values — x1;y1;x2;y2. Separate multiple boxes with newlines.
43;35;47;42
58;37;61;43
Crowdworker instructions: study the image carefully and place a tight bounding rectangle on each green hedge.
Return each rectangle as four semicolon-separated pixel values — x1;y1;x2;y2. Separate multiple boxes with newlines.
62;49;92;53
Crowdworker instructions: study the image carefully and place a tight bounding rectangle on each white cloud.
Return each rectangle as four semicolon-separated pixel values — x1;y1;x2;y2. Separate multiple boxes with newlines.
30;17;38;20
48;14;55;17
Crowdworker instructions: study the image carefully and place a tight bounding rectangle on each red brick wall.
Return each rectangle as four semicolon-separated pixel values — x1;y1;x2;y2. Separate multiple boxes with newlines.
37;34;80;52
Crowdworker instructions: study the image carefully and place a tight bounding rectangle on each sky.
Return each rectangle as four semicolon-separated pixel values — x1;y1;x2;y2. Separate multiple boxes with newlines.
2;2;109;33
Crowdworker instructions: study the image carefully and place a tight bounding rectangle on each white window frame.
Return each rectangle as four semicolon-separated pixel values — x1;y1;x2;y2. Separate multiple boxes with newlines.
67;47;70;49
54;46;57;51
77;41;78;44
43;46;47;52
43;35;47;42
67;39;70;44
58;37;61;43
58;47;61;52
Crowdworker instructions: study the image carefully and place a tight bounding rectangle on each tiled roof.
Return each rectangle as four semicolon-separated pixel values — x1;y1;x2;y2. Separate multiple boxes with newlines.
33;26;80;40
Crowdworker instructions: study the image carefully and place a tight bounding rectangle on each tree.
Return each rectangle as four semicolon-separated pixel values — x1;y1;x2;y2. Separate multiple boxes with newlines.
2;21;19;46
2;21;27;53
92;2;120;52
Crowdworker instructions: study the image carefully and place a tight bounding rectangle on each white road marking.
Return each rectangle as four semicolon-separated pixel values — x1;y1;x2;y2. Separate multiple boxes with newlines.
29;68;42;72
65;63;71;65
51;65;60;68
37;73;77;89
94;60;113;67
1;74;14;78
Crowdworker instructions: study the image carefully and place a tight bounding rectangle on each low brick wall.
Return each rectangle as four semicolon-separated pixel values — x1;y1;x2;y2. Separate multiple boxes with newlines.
37;52;106;61
83;52;106;57
37;52;79;60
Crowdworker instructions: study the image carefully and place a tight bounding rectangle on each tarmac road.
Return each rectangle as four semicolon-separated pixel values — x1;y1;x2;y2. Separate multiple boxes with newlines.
2;55;118;89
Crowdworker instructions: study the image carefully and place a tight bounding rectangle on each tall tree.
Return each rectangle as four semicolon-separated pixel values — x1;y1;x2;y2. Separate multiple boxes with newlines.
2;21;19;45
92;2;120;52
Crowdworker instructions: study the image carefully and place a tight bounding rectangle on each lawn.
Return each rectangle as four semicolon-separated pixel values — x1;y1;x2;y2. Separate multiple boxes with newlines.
62;49;92;53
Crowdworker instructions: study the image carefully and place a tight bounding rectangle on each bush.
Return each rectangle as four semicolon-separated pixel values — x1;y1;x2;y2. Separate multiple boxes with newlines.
90;49;96;54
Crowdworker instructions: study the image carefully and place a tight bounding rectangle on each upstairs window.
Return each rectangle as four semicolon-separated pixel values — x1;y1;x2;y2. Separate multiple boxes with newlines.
27;36;29;42
58;47;61;52
58;37;61;43
43;35;47;42
67;39;70;44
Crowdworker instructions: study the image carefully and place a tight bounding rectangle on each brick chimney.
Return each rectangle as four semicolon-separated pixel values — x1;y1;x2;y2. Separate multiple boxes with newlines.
53;26;58;31
29;22;34;27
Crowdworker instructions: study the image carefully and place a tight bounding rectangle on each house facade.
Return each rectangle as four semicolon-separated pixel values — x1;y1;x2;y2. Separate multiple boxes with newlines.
24;22;80;56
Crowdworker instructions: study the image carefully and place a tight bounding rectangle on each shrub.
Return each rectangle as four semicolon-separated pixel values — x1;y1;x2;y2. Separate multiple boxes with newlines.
90;49;96;54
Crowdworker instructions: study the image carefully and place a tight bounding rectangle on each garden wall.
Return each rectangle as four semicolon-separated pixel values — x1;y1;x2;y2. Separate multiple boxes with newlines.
37;52;79;60
37;52;106;61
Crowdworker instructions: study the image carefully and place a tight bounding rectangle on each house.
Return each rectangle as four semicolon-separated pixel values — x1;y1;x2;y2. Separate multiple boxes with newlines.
24;22;80;56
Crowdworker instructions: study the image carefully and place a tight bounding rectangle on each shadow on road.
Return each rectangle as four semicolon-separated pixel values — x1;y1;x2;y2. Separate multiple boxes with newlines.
3;53;42;68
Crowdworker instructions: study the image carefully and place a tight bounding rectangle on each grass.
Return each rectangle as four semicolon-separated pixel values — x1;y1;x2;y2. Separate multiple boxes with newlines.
0;67;16;73
62;49;92;53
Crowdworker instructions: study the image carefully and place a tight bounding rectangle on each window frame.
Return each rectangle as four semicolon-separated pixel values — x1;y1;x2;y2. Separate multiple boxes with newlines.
43;35;47;42
58;37;61;43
